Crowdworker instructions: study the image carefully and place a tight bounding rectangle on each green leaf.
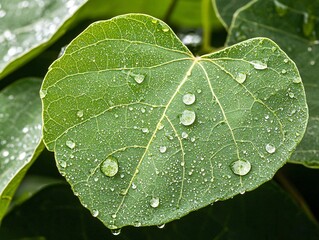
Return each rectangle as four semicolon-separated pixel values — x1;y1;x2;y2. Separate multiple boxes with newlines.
213;0;252;29
41;14;308;229
226;0;319;168
0;78;44;221
0;0;87;80
1;181;319;239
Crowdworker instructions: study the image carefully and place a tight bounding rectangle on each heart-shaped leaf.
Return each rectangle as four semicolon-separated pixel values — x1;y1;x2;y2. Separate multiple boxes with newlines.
41;14;308;229
0;78;43;221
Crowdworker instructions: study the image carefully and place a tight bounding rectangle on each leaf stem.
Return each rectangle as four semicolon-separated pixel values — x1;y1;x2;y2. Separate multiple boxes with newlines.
164;0;179;23
201;0;214;53
276;170;318;224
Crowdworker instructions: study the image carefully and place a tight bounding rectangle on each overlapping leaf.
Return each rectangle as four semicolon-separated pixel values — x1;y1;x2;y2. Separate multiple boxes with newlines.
41;14;307;229
0;78;43;221
225;0;319;168
0;0;87;80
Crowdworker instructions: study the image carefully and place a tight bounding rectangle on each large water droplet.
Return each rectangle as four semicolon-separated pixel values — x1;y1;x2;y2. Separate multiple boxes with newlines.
39;89;47;99
134;74;145;84
182;93;196;105
150;197;160;208
66;140;75;149
250;60;267;70
111;229;121;236
235;72;247;83
101;156;119;177
92;209;99;217
230;160;251;176
265;144;276;154
180;110;196;126
274;0;288;17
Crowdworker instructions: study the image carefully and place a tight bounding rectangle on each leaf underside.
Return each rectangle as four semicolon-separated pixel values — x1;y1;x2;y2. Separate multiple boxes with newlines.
41;14;308;229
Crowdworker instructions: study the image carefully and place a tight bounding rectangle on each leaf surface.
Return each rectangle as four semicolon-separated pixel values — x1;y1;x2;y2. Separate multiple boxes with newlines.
41;14;308;229
0;78;43;221
226;0;319;168
0;0;87;80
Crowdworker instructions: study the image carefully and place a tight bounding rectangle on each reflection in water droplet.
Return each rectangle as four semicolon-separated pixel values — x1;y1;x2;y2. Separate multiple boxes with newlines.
101;156;119;177
230;160;251;176
183;93;196;105
159;146;167;153
77;110;83;118
265;144;276;154
235;72;247;83
66;140;75;149
274;0;288;17
92;209;99;217
180;110;196;126
111;229;121;236
250;60;267;70
39;89;47;99
150;197;160;208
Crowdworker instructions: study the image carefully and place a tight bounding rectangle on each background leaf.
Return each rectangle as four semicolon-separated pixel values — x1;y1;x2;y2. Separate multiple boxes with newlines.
225;0;319;168
0;0;87;80
41;14;307;229
0;78;43;221
1;181;318;239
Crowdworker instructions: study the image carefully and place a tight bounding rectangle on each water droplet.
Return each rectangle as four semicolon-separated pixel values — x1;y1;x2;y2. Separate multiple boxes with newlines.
303;13;315;38
150;197;160;208
2;150;9;157
182;93;196;105
162;27;169;32
157;224;165;229
310;60;316;65
265;144;276;154
250;60;267;70
159;146;167;153
92;209;99;217
230;160;251;176
59;160;67;168
18;152;26;160
112;214;117;219
181;132;188;139
0;9;6;18
39;89;47;99
180;110;196;126
77;110;83;118
288;92;295;98
142;128;149;133
132;183;137;189
235;72;247;83
134;74;145;84
66;140;75;149
152;19;157;24
274;0;288;17
158;122;164;130
101;156;119;177
111;229;121;236
22;127;29;133
281;69;287;74
284;58;289;63
293;76;302;83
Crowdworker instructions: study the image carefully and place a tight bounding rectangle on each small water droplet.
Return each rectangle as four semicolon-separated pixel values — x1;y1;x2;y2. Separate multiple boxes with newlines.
22;127;29;133
181;132;188;139
59;160;67;168
159;146;167;153
158;122;164;130
308;47;312;52
284;58;289;63
152;19;158;24
182;93;196;105
92;209;99;217
134;74;145;84
274;0;288;17
230;160;251;176
281;69;287;74
112;214;117;219
141;107;146;113
77;110;83;118
101;156;118;177
310;60;316;65
250;60;267;70
293;76;302;83
235;72;247;83
150;197;160;208
18;152;26;160
157;224;165;229
180;110;196;126
66;140;75;149
265;144;276;154
288;92;295;98
39;89;47;99
162;27;169;32
132;183;137;189
142;128;149;133
111;229;121;236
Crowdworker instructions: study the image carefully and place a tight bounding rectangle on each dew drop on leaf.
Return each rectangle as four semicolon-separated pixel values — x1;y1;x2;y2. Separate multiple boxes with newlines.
250;60;268;70
59;160;67;168
182;93;196;105
157;224;165;229
293;76;302;83
92;209;99;217
180;110;196;126
230;160;251;176
235;72;247;83
159;146;167;153
39;89;47;99
100;156;119;177
265;144;276;154
77;110;83;118
65;140;75;149
181;131;188;139
111;229;121;236
134;74;145;84
150;197;160;208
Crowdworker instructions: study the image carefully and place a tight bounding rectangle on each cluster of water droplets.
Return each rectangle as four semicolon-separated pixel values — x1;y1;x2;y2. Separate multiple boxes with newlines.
180;93;196;126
